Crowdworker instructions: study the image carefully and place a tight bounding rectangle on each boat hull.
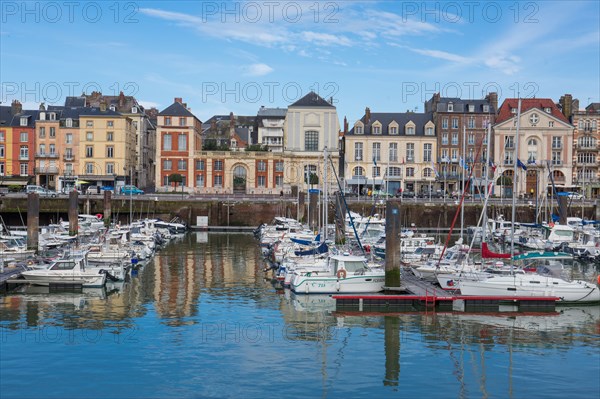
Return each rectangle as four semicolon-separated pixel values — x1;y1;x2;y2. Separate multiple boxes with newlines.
20;271;106;288
291;274;385;294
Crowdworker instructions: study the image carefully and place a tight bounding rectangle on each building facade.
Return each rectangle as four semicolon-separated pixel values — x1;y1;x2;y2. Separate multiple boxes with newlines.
0;101;37;188
346;108;436;195
569;101;600;198
493;98;574;198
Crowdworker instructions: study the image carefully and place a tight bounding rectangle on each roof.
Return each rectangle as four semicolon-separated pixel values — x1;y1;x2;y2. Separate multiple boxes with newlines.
289;91;335;108
425;97;495;114
234;127;251;143
347;112;434;135
257;107;287;117
585;103;600;113
64;96;86;107
496;98;570;124
78;107;122;117
158;101;199;120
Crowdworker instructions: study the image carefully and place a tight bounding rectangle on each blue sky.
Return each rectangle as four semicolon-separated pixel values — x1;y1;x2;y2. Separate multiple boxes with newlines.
1;1;598;123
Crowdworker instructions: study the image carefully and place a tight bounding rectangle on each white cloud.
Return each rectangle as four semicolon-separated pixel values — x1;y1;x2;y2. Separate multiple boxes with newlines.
409;48;472;64
301;31;353;47
138;100;160;109
242;63;274;77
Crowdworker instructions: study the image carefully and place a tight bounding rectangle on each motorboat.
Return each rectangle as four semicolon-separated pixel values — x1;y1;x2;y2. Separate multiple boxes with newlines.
21;253;107;287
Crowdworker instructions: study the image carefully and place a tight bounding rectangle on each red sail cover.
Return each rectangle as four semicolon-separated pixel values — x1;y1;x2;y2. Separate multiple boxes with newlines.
481;242;511;259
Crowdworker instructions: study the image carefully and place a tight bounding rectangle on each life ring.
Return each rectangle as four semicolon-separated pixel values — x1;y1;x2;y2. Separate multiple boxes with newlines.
96;213;103;220
337;269;347;279
549;222;555;228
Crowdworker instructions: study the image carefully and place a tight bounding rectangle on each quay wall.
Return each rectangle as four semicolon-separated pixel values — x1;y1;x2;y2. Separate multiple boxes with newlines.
0;196;597;228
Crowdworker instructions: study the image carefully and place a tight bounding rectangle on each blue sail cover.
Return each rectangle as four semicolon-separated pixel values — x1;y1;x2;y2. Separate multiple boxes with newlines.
290;233;320;246
294;242;328;256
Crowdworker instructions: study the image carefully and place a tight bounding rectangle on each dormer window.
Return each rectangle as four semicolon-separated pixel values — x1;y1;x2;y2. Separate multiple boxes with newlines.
483;105;490;113
132;106;138;113
49;113;56;120
468;104;474;112
66;118;73;128
448;103;454;112
511;108;517;114
355;126;363;134
389;126;398;135
544;107;552;113
373;126;381;134
109;105;116;112
39;112;46;121
406;126;415;135
20;117;27;126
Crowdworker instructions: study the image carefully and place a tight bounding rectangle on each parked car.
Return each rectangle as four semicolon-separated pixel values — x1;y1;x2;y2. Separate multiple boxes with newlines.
401;191;416;198
565;192;583;200
372;190;393;198
120;185;144;195
451;190;472;199
25;185;57;197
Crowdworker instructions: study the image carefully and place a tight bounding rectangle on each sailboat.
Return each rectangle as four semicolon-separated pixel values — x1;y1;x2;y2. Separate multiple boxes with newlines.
458;98;600;303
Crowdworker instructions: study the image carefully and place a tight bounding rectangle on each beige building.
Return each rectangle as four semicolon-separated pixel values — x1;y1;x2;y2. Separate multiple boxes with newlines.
493;98;574;198
345;109;437;195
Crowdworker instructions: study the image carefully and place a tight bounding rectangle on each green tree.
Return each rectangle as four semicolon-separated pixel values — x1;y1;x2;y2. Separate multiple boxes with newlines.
245;144;269;152
169;173;183;191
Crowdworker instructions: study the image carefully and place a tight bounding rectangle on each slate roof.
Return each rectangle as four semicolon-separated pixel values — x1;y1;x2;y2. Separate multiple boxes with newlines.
585;103;600;113
257;107;287;117
158;101;199;120
347;112;434;135
289;91;335;108
425;97;495;114
0;106;39;127
64;96;86;107
496;98;570;124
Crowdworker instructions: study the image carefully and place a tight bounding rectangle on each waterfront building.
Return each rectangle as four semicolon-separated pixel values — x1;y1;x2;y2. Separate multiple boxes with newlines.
425;93;497;195
345;109;436;195
256;106;287;152
0;100;37;189
493;98;574;198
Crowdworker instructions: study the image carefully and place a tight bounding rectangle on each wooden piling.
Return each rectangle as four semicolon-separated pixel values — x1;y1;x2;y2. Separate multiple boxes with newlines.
68;190;78;236
385;199;401;288
309;190;318;232
103;191;112;227
26;193;39;252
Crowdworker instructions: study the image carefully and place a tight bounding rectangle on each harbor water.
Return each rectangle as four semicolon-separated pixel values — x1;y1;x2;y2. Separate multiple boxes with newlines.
1;233;599;398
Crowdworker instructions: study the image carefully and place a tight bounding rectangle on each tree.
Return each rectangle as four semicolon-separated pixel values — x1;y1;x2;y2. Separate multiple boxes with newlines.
245;144;269;152
305;173;319;186
496;175;512;186
169;173;183;191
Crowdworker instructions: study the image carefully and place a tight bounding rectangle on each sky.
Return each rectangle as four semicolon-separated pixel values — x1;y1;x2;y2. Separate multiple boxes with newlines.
1;0;599;123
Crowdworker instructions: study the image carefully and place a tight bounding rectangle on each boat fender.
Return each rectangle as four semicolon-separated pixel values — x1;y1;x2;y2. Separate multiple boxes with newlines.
337;269;347;279
364;245;371;253
597;275;600;286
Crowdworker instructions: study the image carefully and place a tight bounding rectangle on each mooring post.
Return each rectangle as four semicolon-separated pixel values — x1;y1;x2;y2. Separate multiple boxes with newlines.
68;190;78;236
26;192;39;252
309;190;319;232
383;315;400;386
558;196;568;225
103;191;112;228
335;192;346;244
385;199;401;288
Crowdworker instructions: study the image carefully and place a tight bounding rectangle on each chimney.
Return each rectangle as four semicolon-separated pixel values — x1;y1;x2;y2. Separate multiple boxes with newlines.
174;97;183;104
99;100;107;112
118;91;125;108
343;116;348;134
486;92;498;113
329;97;333;104
39;102;46;111
365;107;371;124
559;94;573;120
11;100;22;115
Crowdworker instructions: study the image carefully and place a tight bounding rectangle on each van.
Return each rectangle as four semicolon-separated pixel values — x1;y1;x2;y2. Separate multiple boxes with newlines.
26;185;57;197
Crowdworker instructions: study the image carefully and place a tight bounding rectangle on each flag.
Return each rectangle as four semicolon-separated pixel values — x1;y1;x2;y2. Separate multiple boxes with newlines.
517;159;527;171
373;154;377;166
459;157;469;171
431;161;439;178
488;159;496;173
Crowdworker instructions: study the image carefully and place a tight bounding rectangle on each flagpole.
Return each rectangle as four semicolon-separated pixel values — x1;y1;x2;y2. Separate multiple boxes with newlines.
461;125;466;240
511;97;522;259
483;118;492;244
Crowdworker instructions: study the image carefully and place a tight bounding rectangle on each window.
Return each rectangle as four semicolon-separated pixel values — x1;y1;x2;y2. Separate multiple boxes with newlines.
373;166;380;177
196;160;205;170
441;149;449;161
467;148;474;162
107;132;114;141
373;143;381;162
389;143;398;162
390;126;398;135
132;106;138;113
504;136;514;148
451;133;458;145
165;117;172;126
354;143;363;161
578;136;596;148
442;133;448;145
106;146;114;158
0;162;4;175
452;118;459;129
504;151;514;165
39;144;46;155
527;151;537;164
66;133;73;144
178;159;187;170
85;162;95;174
529;113;539;125
20;132;28;142
548;121;554;127
106;163;114;174
257;160;267;172
468;133;475;145
214;160;223;171
423;143;432;162
355;126;363;134
65;163;73;174
49;113;56;121
406;126;415;135
164;160;172;170
468;117;475;128
257;176;266;187
65;148;73;159
179;117;186;126
451;149;458;161
406;167;415;177
353;166;365;177
163;175;170;186
86;121;93;127
107;121;114;127
178;134;187;151
388;167;402;177
163;134;172;151
275;175;283;187
578;153;596;164
483;105;490;113
448;103;454;112
39;127;46;138
196;174;204;187
0;145;4;157
20;117;28;126
19;146;28;159
20;163;28;175
423;168;432;178
304;131;319;151
406;143;414;162
86;132;93;141
214;175;223;187
426;127;434;136
49;144;55;155
468;104;475;113
275;161;284;172
552;137;562;149
442;118;448;129
544;107;552;113
65;118;73;128
0;131;4;141
86;146;93;157
552;151;562;165
511;108;517;114
373;126;381;134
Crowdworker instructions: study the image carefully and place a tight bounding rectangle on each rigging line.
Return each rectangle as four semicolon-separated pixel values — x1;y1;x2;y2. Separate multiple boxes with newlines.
328;156;365;255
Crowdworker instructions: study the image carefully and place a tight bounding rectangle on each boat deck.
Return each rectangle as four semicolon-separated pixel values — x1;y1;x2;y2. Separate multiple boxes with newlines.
0;264;27;292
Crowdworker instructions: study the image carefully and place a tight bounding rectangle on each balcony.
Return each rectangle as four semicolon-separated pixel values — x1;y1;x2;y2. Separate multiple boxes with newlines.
36;152;59;158
552;144;563;150
63;154;75;161
34;166;59;174
19;155;29;160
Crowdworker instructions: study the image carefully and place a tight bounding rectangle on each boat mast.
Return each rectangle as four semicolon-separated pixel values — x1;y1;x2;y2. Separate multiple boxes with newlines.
483;119;492;244
510;97;522;259
461;125;466;240
323;146;328;242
